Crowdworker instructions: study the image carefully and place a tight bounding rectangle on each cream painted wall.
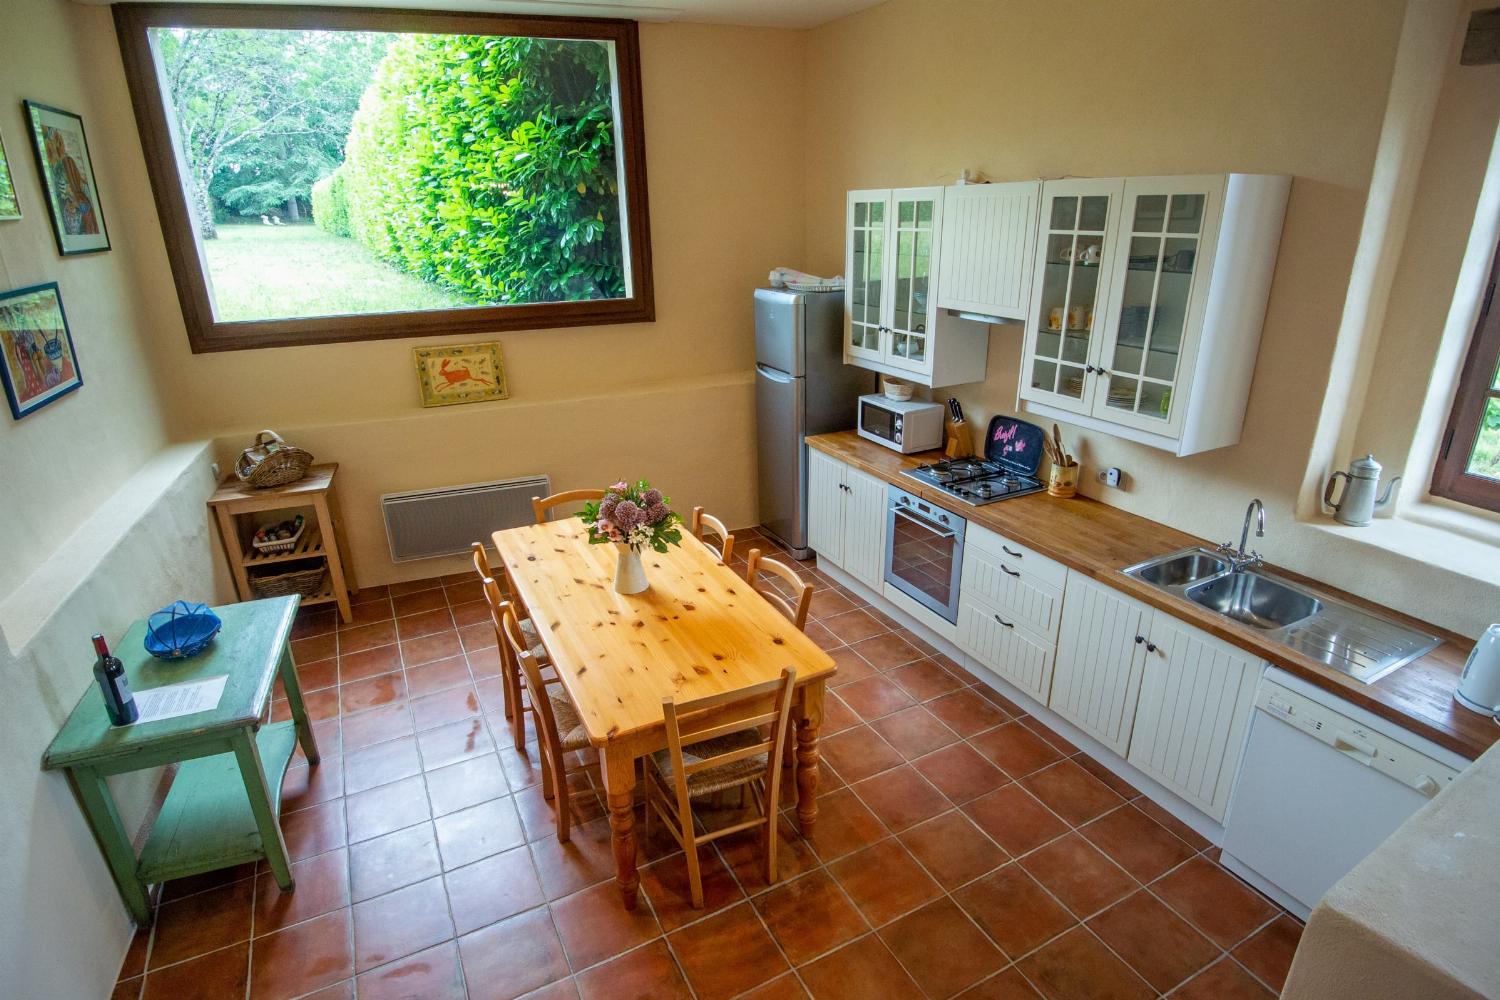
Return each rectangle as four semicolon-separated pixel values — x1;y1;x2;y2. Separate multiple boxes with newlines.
802;0;1500;637
1354;15;1500;505
0;0;188;595
0;1;231;992
148;22;810;584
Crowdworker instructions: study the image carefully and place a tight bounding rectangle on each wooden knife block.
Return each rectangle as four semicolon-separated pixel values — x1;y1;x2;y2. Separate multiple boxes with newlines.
944;418;971;459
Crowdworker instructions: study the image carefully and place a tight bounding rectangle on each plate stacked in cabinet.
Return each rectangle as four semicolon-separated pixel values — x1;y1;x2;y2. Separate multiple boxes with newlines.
955;522;1068;701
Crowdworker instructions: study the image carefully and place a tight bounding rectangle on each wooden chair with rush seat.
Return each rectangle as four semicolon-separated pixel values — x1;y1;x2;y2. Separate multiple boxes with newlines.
689;505;735;564
497;602;589;842
531;489;606;524
472;542;558;749
744;547;815;632
643;668;798;907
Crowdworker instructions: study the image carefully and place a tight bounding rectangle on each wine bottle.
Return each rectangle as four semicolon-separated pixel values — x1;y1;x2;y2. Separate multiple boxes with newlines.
92;634;138;726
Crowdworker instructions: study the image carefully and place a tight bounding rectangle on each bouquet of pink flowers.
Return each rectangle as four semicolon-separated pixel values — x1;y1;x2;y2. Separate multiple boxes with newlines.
578;480;684;553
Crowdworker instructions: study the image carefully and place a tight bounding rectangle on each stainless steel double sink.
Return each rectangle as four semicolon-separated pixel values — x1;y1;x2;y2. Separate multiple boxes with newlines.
1122;548;1441;684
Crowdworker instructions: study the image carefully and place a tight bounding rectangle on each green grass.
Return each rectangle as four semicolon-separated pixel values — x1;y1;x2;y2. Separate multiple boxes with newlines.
202;223;467;321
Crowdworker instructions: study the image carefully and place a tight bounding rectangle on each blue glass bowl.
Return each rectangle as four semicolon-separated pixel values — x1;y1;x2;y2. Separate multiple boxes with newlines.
144;601;222;660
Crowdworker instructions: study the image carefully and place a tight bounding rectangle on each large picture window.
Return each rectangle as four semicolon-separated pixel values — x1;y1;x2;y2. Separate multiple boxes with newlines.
115;5;653;352
1432;238;1500;513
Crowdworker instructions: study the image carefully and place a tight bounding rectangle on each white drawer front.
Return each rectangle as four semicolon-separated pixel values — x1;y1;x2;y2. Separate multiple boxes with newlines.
965;522;1067;590
957;596;1056;702
961;544;1062;639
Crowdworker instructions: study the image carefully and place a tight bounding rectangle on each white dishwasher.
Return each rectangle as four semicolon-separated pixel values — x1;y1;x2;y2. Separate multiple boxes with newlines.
1220;667;1468;919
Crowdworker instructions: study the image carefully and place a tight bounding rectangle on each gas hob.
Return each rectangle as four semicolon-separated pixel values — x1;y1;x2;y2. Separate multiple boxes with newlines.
901;457;1045;506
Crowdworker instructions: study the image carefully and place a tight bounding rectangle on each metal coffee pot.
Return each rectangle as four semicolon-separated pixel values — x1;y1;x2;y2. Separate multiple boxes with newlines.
1323;453;1401;526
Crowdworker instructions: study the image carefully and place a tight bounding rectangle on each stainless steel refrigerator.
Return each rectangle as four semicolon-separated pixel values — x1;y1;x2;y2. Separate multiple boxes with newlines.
755;287;872;558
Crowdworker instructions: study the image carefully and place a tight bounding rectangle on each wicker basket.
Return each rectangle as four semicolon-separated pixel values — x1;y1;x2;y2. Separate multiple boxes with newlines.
249;565;326;600
236;430;314;489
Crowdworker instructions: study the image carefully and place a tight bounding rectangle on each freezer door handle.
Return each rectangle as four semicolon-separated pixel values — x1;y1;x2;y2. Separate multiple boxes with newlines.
1333;733;1377;760
756;364;795;384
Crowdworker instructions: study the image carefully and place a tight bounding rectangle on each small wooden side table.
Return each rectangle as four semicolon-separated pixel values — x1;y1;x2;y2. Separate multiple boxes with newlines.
41;597;319;925
209;463;357;624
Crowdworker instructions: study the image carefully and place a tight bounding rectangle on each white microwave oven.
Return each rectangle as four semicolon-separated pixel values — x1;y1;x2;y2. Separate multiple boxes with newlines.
856;395;944;454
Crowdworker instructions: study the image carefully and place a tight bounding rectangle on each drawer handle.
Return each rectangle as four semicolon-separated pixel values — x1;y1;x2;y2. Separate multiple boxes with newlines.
1002;545;1023;558
994;614;1015;629
1000;564;1020;578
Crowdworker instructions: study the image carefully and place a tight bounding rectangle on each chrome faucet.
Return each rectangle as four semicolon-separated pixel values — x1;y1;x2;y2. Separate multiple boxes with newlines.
1217;498;1265;572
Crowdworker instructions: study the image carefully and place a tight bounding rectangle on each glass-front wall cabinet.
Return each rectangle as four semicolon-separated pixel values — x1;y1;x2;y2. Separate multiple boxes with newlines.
1021;176;1223;438
1023;180;1120;416
846;191;887;364
886;192;938;373
844;187;945;377
1094;179;1216;434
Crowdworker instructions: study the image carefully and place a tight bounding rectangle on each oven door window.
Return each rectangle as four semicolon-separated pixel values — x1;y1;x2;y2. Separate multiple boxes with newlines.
862;402;896;441
890;509;956;612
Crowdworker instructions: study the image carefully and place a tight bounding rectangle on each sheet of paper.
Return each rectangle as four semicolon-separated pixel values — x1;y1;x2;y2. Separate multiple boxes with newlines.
129;675;229;725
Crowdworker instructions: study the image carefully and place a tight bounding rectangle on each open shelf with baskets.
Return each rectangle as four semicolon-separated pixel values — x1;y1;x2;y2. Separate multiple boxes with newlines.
208;464;357;624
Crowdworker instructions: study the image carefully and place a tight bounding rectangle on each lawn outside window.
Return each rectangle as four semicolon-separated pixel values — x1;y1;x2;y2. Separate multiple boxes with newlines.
1432;237;1500;513
114;4;653;352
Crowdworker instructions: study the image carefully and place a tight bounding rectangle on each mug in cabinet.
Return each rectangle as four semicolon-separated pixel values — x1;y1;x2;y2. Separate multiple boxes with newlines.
1068;304;1088;329
1047;307;1064;331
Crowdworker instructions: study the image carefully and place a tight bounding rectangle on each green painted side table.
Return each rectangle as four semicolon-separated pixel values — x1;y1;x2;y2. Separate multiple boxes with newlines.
42;596;319;925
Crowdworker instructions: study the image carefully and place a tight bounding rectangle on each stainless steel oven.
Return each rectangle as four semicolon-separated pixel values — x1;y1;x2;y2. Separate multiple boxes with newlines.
884;484;965;624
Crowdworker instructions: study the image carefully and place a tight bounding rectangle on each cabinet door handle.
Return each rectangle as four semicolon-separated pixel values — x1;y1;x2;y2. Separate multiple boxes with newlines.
1000;564;1020;578
1001;546;1022;558
993;614;1015;629
1135;634;1158;652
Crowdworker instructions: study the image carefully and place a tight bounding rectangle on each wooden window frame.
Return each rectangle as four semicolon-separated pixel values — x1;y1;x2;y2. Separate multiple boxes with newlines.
1432;238;1500;512
113;3;654;353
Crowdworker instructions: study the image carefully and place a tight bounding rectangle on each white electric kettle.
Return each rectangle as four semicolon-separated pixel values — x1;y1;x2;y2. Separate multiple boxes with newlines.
1456;624;1500;715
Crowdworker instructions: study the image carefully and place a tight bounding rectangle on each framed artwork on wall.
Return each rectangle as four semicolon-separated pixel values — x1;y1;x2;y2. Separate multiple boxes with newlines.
0;282;83;419
23;101;110;255
413;341;508;407
0;129;19;221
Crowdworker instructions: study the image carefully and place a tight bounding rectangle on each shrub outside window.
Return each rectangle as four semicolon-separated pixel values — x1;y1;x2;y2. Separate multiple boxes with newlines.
114;4;653;352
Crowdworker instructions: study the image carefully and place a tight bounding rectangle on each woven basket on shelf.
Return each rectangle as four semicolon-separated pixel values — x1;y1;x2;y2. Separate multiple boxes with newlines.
249;565;326;600
236;430;314;489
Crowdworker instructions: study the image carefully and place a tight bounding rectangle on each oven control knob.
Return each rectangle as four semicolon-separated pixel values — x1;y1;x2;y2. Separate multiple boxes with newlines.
894;418;903;430
938;515;949;524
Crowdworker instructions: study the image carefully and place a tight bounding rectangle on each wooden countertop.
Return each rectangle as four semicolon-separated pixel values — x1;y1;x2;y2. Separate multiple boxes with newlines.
808;431;1496;761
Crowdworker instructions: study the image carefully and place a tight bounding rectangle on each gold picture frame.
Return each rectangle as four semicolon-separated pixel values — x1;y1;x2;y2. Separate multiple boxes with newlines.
413;341;508;408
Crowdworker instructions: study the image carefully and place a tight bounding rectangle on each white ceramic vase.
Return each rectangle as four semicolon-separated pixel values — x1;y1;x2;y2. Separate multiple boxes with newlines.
613;542;649;595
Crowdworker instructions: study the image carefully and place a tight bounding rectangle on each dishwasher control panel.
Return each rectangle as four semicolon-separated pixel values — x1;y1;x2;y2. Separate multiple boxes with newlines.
1257;682;1460;797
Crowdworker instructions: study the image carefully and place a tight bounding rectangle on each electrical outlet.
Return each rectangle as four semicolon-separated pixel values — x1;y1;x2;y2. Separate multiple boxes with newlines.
210;462;221;480
1099;467;1122;488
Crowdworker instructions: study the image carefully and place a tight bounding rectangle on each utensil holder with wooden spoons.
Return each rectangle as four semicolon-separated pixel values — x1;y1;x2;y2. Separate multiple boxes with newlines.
1048;461;1080;498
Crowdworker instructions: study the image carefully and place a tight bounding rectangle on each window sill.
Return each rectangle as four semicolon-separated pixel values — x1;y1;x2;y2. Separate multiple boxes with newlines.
1303;502;1500;590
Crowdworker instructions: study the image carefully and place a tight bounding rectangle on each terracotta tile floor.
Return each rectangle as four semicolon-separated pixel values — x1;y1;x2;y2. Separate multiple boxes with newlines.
113;530;1302;1000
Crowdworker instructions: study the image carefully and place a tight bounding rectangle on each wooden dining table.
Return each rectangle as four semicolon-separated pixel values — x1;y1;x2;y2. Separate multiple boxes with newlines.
493;518;837;909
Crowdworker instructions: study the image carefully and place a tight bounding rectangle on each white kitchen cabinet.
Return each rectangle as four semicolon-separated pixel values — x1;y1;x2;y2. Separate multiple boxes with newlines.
1019;173;1290;455
1049;573;1151;755
807;448;846;567
956;522;1067;702
841;464;886;590
844;188;989;388
1127;616;1263;821
806;449;886;591
936;181;1041;322
957;599;1056;701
